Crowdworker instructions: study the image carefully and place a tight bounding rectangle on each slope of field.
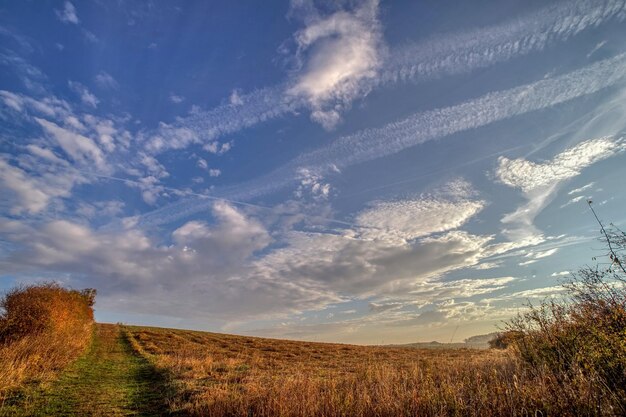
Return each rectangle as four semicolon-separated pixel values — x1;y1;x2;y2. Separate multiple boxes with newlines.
125;326;534;417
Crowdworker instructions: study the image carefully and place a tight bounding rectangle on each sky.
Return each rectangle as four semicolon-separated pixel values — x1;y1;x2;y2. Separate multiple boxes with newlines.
1;0;626;345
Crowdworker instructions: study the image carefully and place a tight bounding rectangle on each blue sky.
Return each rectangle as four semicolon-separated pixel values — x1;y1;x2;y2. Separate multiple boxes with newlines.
1;0;626;344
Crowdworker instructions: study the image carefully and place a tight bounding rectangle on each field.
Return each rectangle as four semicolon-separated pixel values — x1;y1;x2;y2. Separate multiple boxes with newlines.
122;326;560;417
1;320;624;416
2;268;625;416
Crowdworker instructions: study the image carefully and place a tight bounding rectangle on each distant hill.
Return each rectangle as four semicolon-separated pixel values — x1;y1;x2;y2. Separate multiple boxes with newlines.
464;332;499;346
386;332;498;350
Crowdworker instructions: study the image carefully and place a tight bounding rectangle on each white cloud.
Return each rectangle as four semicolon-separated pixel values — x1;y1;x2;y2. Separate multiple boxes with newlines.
484;285;565;302
35;118;108;171
0;90;136;215
203;141;232;155
139;153;170;178
525;248;558;260
587;40;608;59
229;89;243;106
560;181;598;208
170;94;184;104
0;159;54;214
518;248;559;266
77;200;125;219
203;142;218;153
245;185;493;303
496;138;623;193
250;289;518;341
56;1;79;25
83;116;129;152
197;158;208;170
294;168;331;201
82;30;99;43
381;0;626;86
509;286;564;299
64;115;86;131
408;277;516;302
25;144;69;166
144;87;293;154
472;261;502;270
496;137;625;239
219;142;232;153
0;154;83;215
253;228;494;300
369;302;403;313
68;81;99;108
196;157;221;177
287;0;382;128
131;176;164;205
136;53;626;227
0;190;518;323
135;0;626;149
1;90;72;119
551;271;570;277
560;194;587;209
95;72;119;90
173;201;270;253
0;203;324;320
355;198;484;243
0;90;24;111
568;182;595;195
144;123;198;153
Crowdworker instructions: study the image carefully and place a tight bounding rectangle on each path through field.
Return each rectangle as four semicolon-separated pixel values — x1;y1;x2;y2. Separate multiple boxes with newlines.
1;324;171;416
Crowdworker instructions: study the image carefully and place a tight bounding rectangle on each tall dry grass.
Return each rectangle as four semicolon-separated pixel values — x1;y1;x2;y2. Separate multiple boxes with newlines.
0;283;95;399
125;324;624;416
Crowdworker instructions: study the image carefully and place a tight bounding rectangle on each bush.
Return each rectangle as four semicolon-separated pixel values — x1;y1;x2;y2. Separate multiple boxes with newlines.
0;283;96;398
0;283;95;343
505;203;626;413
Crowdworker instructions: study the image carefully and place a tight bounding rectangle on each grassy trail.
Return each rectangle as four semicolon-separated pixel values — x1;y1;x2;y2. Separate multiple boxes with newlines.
1;323;171;416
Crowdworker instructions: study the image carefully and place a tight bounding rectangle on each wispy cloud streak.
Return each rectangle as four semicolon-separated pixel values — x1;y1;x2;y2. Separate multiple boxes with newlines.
380;0;626;85
144;86;301;153
143;0;626;152
138;53;626;226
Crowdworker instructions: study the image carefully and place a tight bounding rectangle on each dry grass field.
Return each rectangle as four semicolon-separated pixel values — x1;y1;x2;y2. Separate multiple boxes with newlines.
123;325;616;417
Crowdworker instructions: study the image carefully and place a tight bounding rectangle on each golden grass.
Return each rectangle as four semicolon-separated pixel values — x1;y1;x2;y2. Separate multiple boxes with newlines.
0;283;95;399
124;325;620;416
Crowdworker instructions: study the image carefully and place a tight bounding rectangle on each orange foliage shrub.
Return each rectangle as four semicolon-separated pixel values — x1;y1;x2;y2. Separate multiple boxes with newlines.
0;283;95;398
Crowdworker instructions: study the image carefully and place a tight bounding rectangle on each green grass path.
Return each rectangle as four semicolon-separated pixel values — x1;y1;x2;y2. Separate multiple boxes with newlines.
1;323;172;416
